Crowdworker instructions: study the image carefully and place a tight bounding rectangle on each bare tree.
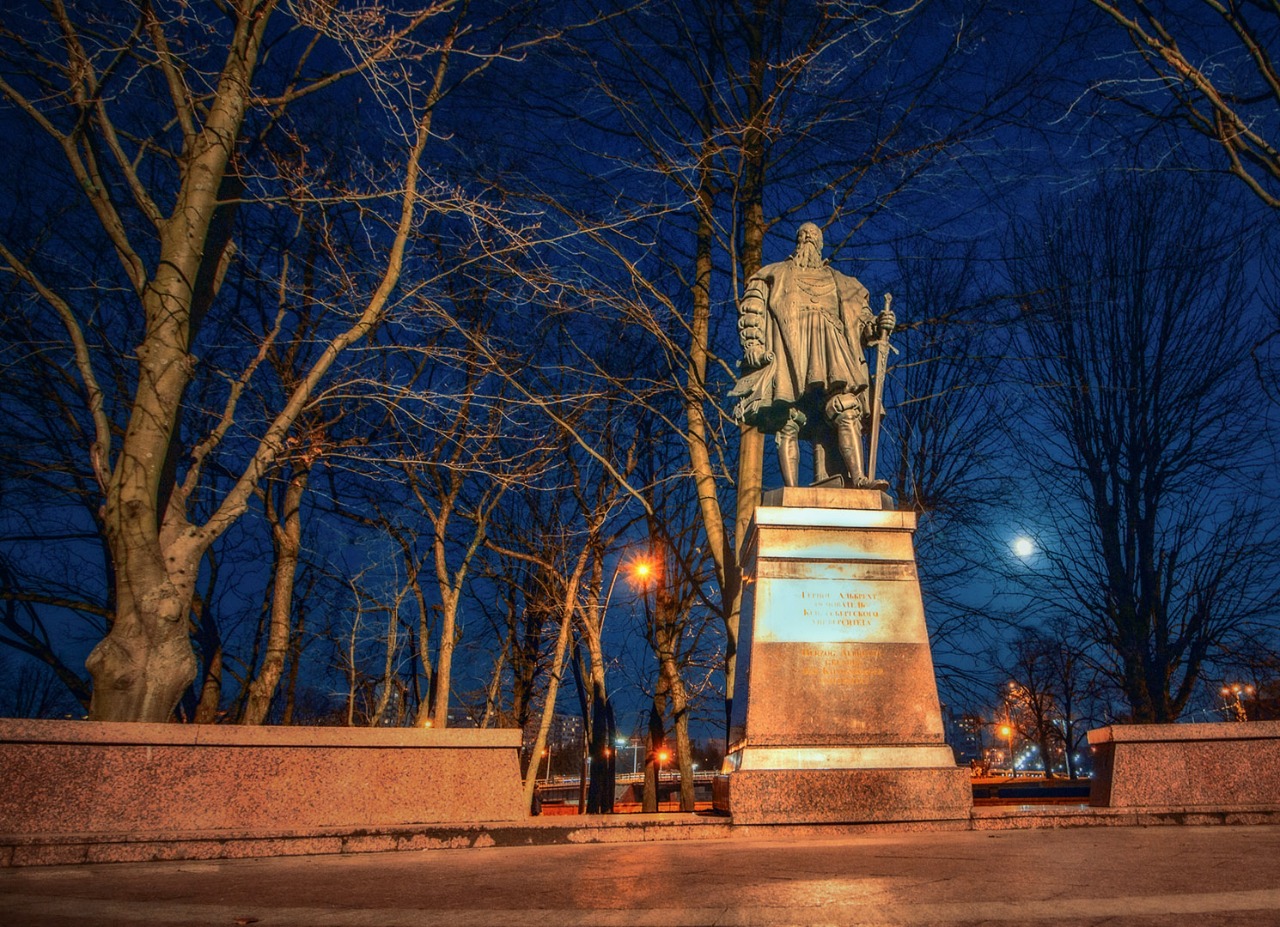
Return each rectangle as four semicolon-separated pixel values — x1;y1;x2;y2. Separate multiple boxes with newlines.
393;374;519;729
1086;1;1280;209
485;416;638;811
337;563;409;727
511;0;1063;740
1000;620;1099;779
0;653;80;719
0;1;545;720
1006;174;1280;723
1003;632;1064;778
638;521;720;813
878;243;1012;700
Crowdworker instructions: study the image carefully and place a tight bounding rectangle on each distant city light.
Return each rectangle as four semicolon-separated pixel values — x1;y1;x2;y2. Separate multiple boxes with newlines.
1012;537;1035;559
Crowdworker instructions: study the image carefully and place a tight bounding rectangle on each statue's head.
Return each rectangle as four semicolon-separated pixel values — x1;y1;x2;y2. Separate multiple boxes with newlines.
792;222;825;269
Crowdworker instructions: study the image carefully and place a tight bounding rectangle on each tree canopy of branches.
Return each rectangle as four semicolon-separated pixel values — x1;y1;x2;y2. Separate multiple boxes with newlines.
1087;0;1280;210
506;0;1058;728
0;0;1276;770
1006;174;1280;723
0;0;543;721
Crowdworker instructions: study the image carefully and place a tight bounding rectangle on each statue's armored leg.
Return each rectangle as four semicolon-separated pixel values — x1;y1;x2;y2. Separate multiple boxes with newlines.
827;392;888;490
776;410;804;487
833;409;867;486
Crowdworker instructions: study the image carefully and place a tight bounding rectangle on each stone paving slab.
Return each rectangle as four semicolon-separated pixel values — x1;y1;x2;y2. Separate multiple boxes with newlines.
2;824;1279;926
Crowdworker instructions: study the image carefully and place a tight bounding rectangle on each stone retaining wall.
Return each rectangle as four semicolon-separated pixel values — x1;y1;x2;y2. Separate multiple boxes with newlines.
1088;720;1280;810
0;719;525;865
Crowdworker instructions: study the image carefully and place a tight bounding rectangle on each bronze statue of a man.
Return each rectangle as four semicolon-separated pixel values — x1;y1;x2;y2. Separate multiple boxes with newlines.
730;222;894;488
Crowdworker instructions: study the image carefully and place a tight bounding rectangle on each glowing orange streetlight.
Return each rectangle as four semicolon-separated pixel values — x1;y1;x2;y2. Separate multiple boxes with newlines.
656;748;671;807
998;724;1014;774
631;556;658;633
1221;683;1255;722
601;557;655;623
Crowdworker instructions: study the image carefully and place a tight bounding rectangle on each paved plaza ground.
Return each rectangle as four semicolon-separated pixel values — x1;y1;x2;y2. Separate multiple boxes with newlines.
2;823;1279;926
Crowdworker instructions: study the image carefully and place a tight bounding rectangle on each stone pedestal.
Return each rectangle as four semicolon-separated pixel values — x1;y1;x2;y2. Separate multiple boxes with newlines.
714;487;971;824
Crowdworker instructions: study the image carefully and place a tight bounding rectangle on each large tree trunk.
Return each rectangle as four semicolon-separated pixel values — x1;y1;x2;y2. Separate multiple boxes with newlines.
522;552;590;813
686;141;743;744
584;635;616;814
654;577;695;812
370;598;401;726
728;1;769;738
579;551;616;813
522;602;573;813
642;685;668;813
83;10;272;722
586;684;616;814
1038;730;1055;779
85;542;202;722
1063;723;1078;780
664;658;695;811
242;461;310;725
281;605;307;726
430;586;458;727
193;645;223;724
424;467;505;729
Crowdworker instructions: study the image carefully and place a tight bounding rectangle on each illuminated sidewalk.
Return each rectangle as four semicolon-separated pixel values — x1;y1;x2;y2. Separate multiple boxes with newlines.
3;824;1279;926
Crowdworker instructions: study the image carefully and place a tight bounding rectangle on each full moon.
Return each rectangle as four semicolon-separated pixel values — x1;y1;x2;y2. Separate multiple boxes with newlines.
1013;537;1035;558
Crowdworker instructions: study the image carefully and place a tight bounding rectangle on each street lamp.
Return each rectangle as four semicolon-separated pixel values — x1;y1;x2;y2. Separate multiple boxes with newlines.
998;724;1014;775
601;556;655;619
1221;683;1255;722
656;748;670;809
616;736;640;775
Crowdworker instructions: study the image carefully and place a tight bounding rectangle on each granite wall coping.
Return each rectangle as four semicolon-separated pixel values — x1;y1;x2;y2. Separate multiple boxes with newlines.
1087;721;1280;745
0;718;522;749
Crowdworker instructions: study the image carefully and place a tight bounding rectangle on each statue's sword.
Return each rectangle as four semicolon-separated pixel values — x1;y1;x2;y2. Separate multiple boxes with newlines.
866;293;897;483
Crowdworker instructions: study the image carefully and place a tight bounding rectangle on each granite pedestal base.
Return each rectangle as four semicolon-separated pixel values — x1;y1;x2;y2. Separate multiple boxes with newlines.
716;487;971;825
714;766;971;825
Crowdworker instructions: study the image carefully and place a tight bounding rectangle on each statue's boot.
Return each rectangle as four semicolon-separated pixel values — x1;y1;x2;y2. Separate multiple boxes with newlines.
813;441;830;483
834;410;888;491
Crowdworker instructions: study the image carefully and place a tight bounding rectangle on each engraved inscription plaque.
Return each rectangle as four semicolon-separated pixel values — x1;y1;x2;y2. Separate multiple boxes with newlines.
754;576;925;644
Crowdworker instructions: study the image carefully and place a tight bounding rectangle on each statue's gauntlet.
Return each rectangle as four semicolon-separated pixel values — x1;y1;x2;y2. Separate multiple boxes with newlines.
859;316;878;346
738;283;769;366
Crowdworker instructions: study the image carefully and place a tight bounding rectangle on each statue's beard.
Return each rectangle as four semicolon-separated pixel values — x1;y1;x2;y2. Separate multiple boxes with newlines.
792;240;823;269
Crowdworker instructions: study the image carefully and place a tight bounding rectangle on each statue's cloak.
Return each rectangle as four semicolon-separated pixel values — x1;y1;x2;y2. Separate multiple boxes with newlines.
730;260;874;435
